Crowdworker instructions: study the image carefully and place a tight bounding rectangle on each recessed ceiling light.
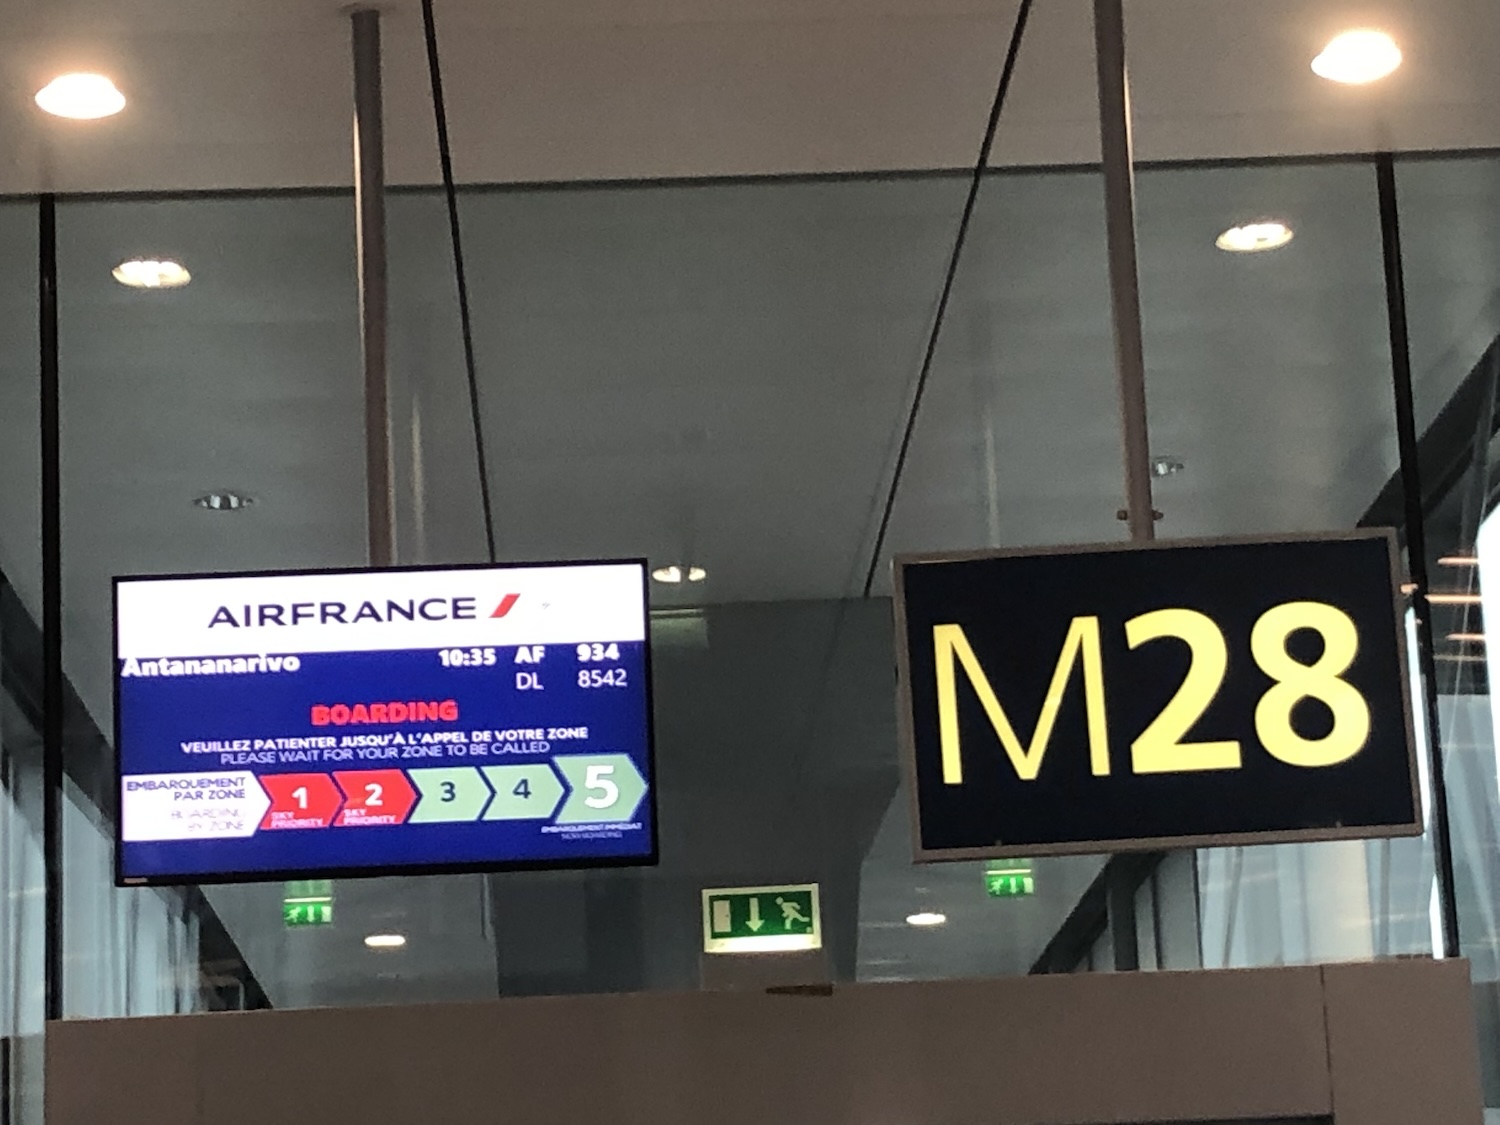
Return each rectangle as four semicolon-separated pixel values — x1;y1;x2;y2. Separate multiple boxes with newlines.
1312;30;1402;85
35;73;126;119
114;258;191;289
1439;555;1479;567
1447;633;1486;644
1427;593;1482;605
364;933;406;950
653;564;707;584
193;490;253;512
1215;222;1294;254
905;911;947;927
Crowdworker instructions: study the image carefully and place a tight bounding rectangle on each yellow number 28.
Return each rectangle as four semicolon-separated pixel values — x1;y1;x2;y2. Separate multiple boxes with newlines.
1250;601;1370;767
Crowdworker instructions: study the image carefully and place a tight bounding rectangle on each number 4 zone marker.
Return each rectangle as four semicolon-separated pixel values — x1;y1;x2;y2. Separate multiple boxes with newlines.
482;764;565;820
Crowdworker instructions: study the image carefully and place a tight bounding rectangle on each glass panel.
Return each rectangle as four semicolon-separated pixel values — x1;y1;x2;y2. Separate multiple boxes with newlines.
0;198;42;1125
402;176;992;993
57;194;365;1016
868;167;1121;973
57;175;1145;1008
879;169;1123;561
1135;160;1398;538
1396;152;1500;1111
1132;158;1419;966
41;157;1500;1014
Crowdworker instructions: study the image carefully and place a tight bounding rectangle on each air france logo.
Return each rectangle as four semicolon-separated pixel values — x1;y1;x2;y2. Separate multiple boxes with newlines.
207;595;521;628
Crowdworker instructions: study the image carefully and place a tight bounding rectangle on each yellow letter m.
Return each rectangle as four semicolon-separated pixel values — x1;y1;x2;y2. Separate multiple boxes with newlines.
932;619;1109;783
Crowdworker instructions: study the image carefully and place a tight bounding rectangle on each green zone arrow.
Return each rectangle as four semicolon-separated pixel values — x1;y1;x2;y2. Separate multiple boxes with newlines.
481;764;565;821
553;754;648;824
408;766;493;823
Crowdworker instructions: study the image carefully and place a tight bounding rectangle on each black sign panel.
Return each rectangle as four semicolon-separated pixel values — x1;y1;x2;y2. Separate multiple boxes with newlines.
893;532;1421;860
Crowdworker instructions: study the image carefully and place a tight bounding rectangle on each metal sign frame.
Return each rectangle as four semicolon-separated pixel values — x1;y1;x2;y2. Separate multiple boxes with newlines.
892;528;1423;862
112;556;660;886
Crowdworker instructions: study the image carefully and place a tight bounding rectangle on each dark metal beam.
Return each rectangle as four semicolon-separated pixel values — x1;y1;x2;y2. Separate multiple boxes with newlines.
1374;152;1461;959
40;192;63;1024
1359;334;1500;530
1092;0;1155;972
353;8;394;567
1031;852;1161;974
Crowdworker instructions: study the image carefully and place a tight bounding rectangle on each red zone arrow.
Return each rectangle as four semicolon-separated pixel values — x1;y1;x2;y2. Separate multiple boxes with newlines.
334;769;417;827
260;773;343;830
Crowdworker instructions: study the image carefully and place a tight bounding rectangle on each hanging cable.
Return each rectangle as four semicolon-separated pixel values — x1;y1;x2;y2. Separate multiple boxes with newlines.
420;0;498;563
860;0;1035;598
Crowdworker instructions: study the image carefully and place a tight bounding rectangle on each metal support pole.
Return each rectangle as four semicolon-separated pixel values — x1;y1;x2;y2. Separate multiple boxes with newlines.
1093;0;1153;972
353;8;395;567
40;193;63;1023
1374;153;1462;959
1105;859;1142;970
1093;0;1155;543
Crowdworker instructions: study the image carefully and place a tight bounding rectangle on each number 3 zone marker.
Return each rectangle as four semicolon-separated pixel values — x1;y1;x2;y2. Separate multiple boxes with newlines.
408;767;493;823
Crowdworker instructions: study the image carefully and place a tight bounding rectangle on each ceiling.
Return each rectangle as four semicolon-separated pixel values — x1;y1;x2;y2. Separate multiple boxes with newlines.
0;0;1497;193
2;2;1500;1010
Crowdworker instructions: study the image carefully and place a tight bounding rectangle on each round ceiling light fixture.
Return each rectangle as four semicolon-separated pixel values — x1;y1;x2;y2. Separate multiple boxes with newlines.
905;911;947;927
1215;221;1294;254
364;933;407;950
1312;30;1402;84
114;258;191;289
35;73;126;119
652;564;707;584
193;490;253;512
1150;455;1185;479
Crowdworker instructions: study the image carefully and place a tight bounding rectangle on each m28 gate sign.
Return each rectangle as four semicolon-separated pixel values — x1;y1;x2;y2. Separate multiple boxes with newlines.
893;532;1422;861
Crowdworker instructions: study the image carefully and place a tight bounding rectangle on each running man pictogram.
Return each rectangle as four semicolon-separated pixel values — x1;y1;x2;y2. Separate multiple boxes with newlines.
776;896;810;930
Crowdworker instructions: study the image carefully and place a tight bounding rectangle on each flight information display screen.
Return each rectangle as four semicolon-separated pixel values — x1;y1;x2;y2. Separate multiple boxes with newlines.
114;560;655;885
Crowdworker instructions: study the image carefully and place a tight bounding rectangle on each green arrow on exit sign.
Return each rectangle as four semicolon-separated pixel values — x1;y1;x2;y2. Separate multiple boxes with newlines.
701;884;821;954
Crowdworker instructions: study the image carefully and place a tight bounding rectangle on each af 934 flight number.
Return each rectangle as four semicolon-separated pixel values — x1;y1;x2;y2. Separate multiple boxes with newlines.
934;599;1373;784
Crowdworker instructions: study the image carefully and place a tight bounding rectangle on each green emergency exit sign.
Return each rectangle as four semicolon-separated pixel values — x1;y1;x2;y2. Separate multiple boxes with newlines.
985;865;1035;897
701;883;821;954
283;900;333;926
283;879;334;927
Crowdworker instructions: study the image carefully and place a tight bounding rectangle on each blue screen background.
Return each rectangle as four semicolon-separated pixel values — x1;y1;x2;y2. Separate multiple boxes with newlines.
117;641;654;882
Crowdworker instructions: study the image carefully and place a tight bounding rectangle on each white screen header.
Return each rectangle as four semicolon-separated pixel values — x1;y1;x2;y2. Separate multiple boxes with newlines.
116;563;647;659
